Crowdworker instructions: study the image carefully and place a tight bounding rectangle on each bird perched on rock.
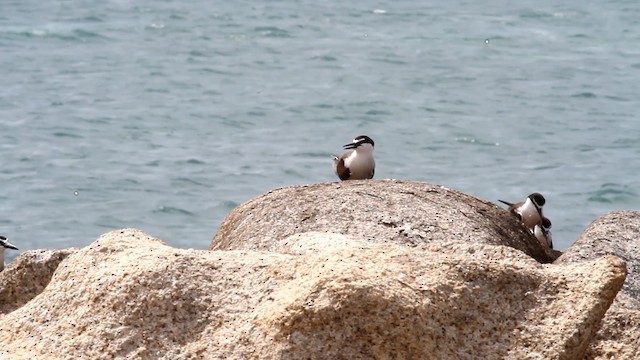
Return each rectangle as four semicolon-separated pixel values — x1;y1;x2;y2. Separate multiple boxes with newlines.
0;235;18;271
534;216;553;249
332;135;375;181
498;192;546;231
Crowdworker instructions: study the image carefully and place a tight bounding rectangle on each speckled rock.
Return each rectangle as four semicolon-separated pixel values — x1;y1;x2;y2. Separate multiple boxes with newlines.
210;180;558;263
556;211;640;360
0;229;625;359
0;248;78;315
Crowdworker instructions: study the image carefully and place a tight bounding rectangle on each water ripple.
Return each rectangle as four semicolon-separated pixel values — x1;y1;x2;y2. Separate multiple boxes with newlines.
154;206;195;216
588;183;638;203
571;92;597;98
253;26;291;38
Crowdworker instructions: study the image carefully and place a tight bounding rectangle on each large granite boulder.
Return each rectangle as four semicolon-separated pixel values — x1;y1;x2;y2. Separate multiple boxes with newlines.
0;229;625;359
210;180;558;263
556;211;640;359
0;248;78;314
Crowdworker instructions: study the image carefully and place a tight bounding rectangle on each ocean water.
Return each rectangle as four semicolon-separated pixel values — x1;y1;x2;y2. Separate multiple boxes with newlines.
1;0;639;263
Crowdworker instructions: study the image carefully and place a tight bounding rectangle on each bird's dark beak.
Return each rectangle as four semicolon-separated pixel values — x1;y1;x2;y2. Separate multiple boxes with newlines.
2;241;18;250
343;141;362;150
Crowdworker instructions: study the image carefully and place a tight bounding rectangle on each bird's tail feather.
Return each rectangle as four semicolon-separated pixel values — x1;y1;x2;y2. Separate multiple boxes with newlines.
498;199;514;207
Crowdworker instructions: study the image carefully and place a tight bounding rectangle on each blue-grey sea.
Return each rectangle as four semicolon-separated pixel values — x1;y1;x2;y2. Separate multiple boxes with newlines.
1;0;639;263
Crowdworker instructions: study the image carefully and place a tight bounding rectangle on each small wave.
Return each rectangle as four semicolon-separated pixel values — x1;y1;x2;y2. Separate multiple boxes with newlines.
313;103;335;109
116;178;141;186
254;26;291;38
247;110;267;117
283;168;305;178
372;57;407;65
571;92;597;98
311;55;338;62
222;118;254;130
64;15;104;23
349;100;388;108
173;177;209;187
189;50;206;57
520;10;554;19
219;200;238;211
202;90;221;96
145;88;170;94
146;23;165;30
532;164;560;171
154;206;195;216
71;29;103;39
454;137;497;146
603;95;630;102
83;16;104;22
185;159;206;165
53;131;82;139
365;109;391;116
94;214;127;229
191;68;240;76
285;106;303;114
588;183;637;204
17;28;107;42
420;107;438;113
569;33;589;39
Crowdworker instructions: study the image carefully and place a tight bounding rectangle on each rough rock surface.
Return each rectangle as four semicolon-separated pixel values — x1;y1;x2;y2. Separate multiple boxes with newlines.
0;248;78;315
0;229;625;359
556;211;640;360
210;180;558;263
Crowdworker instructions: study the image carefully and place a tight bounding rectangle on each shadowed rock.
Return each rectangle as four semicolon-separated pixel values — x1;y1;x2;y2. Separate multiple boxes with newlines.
0;229;625;359
0;249;78;315
210;180;558;263
556;211;640;359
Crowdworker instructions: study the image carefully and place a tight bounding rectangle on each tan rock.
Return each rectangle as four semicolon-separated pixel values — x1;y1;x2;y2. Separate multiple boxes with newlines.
0;248;78;315
583;302;640;360
0;229;625;359
210;180;558;263
556;211;640;360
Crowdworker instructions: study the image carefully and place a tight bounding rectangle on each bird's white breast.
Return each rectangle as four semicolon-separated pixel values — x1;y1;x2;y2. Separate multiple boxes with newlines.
516;198;542;230
344;145;375;179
